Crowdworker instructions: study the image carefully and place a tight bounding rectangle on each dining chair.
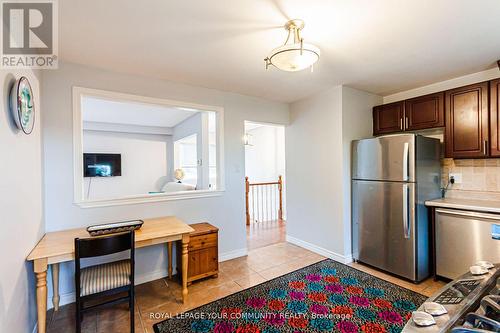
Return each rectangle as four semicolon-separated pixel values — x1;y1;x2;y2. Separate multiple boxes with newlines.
74;231;135;333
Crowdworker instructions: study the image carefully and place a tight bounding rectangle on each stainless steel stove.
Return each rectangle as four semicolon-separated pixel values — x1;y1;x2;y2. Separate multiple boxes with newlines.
403;265;499;332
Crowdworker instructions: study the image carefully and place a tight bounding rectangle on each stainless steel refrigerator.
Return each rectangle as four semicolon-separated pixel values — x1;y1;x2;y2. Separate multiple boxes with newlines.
351;134;441;282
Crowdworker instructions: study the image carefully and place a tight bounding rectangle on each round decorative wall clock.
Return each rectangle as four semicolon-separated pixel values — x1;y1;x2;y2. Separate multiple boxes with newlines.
10;76;35;134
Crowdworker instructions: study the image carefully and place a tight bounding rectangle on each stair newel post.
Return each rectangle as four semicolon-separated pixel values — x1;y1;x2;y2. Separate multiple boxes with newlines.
245;177;250;225
278;175;283;221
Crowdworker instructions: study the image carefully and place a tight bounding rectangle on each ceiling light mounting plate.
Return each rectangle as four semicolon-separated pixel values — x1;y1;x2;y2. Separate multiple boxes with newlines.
284;19;304;31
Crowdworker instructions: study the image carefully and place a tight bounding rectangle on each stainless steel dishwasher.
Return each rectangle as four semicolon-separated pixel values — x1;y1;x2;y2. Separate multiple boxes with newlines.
435;208;500;279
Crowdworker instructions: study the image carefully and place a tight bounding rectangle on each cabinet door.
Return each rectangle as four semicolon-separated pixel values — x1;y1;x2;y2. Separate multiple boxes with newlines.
188;247;218;278
373;101;404;135
445;82;489;158
490;79;500;157
404;92;444;130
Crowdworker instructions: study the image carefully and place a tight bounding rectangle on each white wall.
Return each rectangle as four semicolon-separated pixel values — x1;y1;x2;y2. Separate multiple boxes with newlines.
245;125;285;183
286;86;344;257
83;130;169;199
41;62;289;307
0;70;44;333
285;86;381;262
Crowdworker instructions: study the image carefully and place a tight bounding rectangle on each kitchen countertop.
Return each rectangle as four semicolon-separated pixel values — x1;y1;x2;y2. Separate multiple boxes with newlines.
425;197;500;214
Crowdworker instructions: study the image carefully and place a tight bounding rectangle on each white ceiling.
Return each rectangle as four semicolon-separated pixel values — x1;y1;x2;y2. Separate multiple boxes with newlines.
82;96;197;127
60;0;500;103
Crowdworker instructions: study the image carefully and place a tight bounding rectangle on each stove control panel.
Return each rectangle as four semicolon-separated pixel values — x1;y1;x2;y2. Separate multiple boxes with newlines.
435;279;481;305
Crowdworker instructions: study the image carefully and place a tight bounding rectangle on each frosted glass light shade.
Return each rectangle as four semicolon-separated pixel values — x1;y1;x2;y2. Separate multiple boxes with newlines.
267;43;320;72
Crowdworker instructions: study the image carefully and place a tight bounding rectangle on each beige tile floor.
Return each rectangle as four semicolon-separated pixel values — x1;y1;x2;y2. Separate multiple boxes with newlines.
46;241;445;333
246;220;286;250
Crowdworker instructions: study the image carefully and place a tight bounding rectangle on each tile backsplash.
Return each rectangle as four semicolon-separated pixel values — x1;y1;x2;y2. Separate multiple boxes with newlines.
411;130;500;200
442;158;500;199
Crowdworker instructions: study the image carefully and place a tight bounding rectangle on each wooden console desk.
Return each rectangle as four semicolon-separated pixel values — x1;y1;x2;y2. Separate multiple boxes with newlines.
27;216;194;333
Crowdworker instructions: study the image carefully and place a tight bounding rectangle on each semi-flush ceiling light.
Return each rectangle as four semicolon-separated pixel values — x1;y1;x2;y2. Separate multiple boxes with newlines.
264;19;320;72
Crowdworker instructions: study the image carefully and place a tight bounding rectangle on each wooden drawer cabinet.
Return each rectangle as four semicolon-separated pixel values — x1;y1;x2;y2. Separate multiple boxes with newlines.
445;82;489;158
177;223;218;284
188;247;218;281
490;79;500;157
188;233;217;251
404;92;444;130
373;101;404;135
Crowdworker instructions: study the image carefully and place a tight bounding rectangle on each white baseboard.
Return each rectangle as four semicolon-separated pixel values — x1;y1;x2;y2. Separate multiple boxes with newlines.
47;248;248;309
218;248;248;262
343;253;354;264
136;268;169;285
286;235;353;264
56;292;76;309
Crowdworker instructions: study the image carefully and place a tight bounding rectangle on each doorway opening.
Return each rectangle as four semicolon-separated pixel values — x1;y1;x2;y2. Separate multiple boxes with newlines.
244;121;286;250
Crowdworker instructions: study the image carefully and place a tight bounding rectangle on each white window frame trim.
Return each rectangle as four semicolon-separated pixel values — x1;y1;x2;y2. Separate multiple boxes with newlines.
72;86;225;208
173;133;199;186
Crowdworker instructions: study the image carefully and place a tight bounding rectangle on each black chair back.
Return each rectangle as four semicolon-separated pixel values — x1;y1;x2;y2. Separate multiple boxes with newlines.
75;231;135;259
74;231;135;300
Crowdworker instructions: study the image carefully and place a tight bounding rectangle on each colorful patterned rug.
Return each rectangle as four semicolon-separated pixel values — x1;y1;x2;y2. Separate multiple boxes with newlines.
153;259;426;333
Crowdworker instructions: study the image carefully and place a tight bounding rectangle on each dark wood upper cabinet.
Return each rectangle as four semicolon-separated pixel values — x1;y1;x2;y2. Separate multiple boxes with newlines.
404;92;445;130
490;79;500;157
373;101;404;135
371;79;500;159
445;82;489;158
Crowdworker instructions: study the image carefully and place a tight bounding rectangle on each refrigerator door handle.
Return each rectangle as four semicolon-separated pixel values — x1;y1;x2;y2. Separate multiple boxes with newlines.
403;184;410;239
403;142;409;181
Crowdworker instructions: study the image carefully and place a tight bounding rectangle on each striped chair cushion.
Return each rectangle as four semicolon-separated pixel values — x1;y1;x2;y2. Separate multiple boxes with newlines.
80;260;131;296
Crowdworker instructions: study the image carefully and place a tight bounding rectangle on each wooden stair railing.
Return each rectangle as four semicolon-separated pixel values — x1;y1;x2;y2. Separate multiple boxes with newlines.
245;176;283;225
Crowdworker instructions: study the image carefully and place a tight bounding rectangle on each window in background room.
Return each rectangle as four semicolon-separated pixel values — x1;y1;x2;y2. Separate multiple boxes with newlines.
208;112;217;189
174;134;198;187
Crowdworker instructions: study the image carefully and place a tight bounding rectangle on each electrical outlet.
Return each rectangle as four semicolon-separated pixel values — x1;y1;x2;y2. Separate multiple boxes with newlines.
449;173;462;184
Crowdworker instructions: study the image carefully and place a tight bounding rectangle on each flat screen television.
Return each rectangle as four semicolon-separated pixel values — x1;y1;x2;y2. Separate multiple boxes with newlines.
83;153;121;177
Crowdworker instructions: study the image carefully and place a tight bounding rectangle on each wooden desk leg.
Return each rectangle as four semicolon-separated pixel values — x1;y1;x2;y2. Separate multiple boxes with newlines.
34;258;48;333
167;242;173;279
51;263;60;311
181;235;189;303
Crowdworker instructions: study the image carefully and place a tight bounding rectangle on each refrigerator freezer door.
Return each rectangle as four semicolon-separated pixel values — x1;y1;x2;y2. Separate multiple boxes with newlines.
352;180;417;280
352;134;416;182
